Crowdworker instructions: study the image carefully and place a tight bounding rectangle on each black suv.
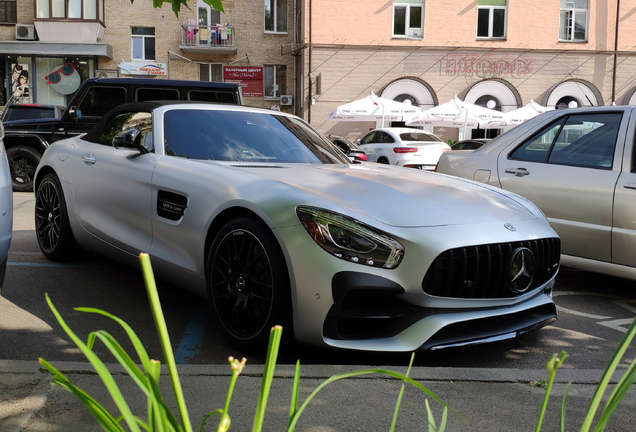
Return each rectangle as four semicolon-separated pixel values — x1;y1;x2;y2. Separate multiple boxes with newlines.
2;78;242;191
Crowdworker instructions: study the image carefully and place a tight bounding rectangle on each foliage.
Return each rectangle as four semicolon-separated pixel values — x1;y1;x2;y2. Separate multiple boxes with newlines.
39;253;451;432
134;0;224;17
447;139;456;146
535;316;636;432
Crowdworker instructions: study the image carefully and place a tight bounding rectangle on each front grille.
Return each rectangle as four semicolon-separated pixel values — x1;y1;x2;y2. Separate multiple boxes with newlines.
422;238;560;299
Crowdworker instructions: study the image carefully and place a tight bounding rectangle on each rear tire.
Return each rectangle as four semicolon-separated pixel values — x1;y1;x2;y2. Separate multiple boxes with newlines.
207;216;291;352
7;145;41;192
35;173;79;261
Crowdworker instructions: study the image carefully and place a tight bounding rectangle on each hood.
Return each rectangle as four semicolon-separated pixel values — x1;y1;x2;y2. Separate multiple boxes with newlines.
229;163;537;228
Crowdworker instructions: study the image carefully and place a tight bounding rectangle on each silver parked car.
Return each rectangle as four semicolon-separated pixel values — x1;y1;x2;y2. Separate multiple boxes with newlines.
34;101;560;352
0;123;13;290
436;105;636;280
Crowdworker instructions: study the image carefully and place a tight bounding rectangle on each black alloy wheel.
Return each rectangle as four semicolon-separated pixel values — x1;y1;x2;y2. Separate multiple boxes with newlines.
7;145;42;192
35;173;78;261
207;217;290;351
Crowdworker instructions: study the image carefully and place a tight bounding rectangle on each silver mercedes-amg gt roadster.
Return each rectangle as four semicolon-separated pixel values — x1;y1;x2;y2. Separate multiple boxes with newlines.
34;101;560;352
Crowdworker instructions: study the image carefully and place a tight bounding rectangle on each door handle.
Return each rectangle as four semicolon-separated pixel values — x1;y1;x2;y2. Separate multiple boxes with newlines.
81;154;96;165
624;183;636;190
505;167;529;177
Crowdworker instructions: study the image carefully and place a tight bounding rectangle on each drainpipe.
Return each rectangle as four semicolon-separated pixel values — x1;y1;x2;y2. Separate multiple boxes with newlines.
611;0;621;104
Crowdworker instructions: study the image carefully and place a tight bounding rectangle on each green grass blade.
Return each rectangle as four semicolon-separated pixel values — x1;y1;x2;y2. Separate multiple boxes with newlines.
287;368;457;431
560;382;571;432
76;307;152;370
593;360;636;432
197;409;223;432
390;352;415;432
44;294;142;432
288;360;301;432
438;405;448;432
580;317;636;432
91;330;151;396
139;253;192;432
253;326;282;432
39;358;126;432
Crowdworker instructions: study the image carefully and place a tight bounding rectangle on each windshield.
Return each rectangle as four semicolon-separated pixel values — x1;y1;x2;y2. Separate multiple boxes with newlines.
163;109;350;164
399;132;442;143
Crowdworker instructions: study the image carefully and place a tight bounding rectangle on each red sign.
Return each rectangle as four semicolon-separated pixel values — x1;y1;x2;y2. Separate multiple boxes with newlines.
224;67;263;97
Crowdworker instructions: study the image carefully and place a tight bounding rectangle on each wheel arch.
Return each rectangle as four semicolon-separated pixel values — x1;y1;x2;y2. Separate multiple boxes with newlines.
3;134;48;154
33;165;57;193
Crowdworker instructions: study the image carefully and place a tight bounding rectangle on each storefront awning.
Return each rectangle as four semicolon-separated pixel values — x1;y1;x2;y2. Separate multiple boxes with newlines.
0;41;113;59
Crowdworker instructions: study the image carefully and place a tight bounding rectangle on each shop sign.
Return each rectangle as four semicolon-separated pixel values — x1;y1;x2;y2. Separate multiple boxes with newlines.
118;61;167;76
223;66;263;97
445;54;534;76
45;62;81;95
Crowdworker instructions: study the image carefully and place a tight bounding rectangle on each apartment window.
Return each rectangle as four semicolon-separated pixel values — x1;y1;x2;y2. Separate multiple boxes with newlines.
477;0;506;39
199;64;223;82
132;27;155;61
559;0;588;41
264;65;286;98
393;1;423;38
265;0;287;33
36;0;103;20
0;0;16;23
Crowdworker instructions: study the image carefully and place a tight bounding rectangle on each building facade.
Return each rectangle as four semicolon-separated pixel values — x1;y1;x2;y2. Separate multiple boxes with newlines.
301;0;636;142
0;0;302;114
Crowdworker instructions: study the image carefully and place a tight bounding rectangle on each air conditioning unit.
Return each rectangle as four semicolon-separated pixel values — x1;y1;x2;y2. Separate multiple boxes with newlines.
280;95;293;105
95;70;119;79
15;24;35;40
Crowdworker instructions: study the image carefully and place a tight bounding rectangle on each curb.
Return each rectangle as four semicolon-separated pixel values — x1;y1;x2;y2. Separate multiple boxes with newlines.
0;359;621;385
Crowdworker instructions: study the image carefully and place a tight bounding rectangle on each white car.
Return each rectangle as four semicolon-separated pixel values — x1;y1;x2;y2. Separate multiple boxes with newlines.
358;128;451;170
34;101;560;352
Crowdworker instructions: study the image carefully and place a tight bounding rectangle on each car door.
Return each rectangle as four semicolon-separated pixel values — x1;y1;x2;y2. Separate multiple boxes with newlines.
611;108;636;268
497;111;625;263
70;111;158;254
358;131;378;161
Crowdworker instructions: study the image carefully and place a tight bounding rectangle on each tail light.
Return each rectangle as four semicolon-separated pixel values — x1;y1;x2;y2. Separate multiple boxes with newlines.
442;148;451;153
357;153;367;161
393;147;418;153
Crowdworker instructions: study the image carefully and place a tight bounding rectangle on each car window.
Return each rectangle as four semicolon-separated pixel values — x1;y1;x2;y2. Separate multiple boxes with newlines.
3;106;56;121
99;111;154;153
189;90;237;104
137;88;180;102
399;132;441;142
77;86;127;117
163;109;350;164
511;113;621;169
377;132;395;144
360;132;376;145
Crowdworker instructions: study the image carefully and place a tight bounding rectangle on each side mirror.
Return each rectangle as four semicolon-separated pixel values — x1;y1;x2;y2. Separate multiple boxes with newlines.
115;129;149;154
67;106;82;123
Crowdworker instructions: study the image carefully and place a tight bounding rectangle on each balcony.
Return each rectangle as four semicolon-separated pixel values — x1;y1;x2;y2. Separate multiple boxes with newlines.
179;24;237;55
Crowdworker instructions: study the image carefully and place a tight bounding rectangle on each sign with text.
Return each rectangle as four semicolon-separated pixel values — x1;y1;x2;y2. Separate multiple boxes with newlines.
224;66;263;97
444;54;534;77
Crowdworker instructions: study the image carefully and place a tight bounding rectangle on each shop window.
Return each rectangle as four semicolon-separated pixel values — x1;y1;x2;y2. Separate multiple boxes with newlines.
393;1;423;38
264;65;286;99
477;0;506;39
36;0;103;21
0;0;16;23
132;27;155;61
264;0;287;33
559;0;588;41
200;64;223;82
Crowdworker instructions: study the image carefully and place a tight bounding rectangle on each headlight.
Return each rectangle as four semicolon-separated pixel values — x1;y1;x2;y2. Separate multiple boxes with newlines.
296;206;404;269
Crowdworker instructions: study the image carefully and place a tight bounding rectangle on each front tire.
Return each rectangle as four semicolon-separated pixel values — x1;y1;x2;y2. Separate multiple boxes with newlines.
7;145;42;192
207;217;291;352
35;173;78;261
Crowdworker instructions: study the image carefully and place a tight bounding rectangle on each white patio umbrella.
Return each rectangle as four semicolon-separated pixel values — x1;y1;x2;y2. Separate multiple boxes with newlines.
327;92;422;124
503;100;553;125
405;96;506;129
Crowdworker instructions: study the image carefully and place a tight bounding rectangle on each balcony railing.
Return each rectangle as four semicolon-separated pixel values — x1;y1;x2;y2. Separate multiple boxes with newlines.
180;24;237;55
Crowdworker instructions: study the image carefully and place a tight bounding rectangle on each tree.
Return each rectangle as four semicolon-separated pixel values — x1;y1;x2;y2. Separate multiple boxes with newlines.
136;0;224;17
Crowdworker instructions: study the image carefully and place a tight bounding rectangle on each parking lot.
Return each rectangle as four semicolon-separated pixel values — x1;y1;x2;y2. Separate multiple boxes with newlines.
2;192;635;370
